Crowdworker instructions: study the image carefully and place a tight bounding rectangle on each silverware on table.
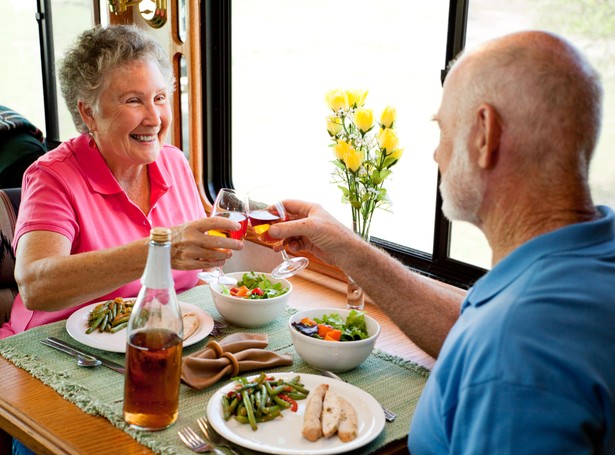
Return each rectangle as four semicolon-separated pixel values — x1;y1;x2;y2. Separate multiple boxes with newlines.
41;339;101;367
319;369;397;422
41;337;126;374
197;416;241;455
178;426;218;453
210;319;228;337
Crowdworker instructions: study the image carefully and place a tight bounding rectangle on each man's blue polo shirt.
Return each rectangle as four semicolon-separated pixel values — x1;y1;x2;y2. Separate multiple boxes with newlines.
409;206;615;454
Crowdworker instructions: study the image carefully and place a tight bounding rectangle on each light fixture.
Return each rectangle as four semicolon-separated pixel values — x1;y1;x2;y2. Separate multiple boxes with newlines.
107;0;168;29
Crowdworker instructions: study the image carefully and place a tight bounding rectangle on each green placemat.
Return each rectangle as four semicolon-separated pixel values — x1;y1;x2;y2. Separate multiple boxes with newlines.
0;285;429;454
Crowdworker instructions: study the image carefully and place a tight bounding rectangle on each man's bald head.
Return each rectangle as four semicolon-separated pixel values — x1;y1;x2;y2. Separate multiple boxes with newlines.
447;31;603;175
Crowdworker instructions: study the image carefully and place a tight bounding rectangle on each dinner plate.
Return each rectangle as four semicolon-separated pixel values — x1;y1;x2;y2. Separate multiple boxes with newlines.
66;300;214;353
207;372;385;454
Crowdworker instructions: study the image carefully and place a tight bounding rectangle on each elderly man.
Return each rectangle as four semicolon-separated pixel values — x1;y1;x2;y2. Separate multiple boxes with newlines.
270;31;615;453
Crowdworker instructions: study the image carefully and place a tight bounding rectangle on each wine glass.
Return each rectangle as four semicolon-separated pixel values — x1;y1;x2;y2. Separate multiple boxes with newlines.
248;186;309;278
198;188;249;285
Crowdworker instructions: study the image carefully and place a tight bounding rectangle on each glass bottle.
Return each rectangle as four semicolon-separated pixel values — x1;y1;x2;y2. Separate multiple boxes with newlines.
123;227;183;431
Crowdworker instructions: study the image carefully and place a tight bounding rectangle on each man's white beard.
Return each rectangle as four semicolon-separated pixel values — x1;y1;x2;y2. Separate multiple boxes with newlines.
439;130;486;226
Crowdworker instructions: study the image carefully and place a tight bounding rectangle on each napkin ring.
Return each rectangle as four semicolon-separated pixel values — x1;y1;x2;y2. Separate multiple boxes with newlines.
206;340;240;376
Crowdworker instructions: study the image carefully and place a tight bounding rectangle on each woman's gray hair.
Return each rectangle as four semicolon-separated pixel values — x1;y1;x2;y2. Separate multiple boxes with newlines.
59;24;176;134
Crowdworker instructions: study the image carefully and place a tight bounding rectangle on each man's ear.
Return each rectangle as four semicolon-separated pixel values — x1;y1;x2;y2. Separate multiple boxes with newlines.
474;103;501;169
77;100;95;132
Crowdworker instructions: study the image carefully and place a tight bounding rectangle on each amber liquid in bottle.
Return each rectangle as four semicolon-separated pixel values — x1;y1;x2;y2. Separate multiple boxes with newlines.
123;329;183;430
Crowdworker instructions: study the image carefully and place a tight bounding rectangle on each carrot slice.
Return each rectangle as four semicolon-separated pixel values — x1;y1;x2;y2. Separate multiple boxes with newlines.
234;286;250;297
318;324;334;338
324;329;342;341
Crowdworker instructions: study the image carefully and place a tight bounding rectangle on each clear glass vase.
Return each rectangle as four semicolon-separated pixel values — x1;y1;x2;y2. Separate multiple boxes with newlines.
347;220;369;310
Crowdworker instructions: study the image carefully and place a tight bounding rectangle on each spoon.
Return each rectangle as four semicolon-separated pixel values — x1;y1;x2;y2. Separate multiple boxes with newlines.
40;339;102;368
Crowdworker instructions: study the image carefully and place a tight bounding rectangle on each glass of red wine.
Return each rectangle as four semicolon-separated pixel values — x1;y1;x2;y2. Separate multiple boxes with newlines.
198;188;248;285
248;186;309;278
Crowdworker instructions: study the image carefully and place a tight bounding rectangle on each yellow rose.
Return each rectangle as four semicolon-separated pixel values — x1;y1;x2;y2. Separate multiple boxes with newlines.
378;127;399;153
325;89;349;112
334;140;353;161
353;108;374;134
380;106;397;128
326;115;343;136
390;147;404;160
333;140;363;172
344;147;365;172
346;89;368;108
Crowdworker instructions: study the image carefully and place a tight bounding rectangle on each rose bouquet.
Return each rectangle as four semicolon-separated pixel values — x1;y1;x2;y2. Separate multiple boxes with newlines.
325;89;404;240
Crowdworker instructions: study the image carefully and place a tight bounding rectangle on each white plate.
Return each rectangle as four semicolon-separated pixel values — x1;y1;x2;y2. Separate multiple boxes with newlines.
66;300;214;353
207;372;385;454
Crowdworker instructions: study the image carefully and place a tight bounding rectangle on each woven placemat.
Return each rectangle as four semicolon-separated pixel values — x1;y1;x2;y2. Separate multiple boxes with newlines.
0;285;429;454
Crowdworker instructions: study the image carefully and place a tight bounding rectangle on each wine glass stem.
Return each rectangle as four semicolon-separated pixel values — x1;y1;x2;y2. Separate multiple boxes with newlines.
280;250;290;261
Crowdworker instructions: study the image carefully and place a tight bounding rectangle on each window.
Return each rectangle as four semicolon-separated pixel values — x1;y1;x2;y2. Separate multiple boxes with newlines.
206;0;614;287
206;0;486;287
230;0;447;255
2;2;46;138
0;0;95;148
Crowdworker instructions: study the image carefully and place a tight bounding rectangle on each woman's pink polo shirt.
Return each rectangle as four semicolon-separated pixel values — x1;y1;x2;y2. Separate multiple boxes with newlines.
0;134;206;338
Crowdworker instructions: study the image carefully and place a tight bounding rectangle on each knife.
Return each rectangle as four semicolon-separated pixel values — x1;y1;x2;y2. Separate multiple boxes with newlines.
44;337;126;374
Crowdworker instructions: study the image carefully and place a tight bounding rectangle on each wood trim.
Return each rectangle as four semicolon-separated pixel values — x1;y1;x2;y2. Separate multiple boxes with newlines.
186;0;207;209
108;8;133;24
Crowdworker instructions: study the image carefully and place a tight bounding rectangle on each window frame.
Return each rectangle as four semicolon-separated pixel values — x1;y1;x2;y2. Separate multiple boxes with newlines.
202;0;486;288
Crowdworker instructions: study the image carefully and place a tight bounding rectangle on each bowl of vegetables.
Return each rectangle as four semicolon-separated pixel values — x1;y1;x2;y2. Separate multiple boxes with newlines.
208;271;292;327
288;308;380;372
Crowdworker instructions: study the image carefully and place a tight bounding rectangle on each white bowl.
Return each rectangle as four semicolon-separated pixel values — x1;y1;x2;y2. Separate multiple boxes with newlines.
209;272;292;327
288;308;380;372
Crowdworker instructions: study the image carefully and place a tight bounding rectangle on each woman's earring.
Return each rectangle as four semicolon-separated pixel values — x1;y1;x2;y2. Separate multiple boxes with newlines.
88;130;96;148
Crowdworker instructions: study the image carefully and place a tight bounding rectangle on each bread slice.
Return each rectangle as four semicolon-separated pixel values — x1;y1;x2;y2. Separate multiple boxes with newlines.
321;389;341;438
182;312;200;340
337;396;358;442
302;383;328;441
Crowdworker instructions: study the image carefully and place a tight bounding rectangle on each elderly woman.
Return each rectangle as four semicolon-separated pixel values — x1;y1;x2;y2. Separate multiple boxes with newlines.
0;25;241;338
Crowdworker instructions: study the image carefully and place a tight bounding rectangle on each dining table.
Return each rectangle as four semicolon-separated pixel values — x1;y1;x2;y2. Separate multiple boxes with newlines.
0;269;434;455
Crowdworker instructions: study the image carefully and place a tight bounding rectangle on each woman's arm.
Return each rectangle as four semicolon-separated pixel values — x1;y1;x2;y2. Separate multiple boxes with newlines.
15;216;243;312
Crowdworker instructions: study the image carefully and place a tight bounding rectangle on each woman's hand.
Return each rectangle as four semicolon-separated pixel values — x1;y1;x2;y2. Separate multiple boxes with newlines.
169;216;244;270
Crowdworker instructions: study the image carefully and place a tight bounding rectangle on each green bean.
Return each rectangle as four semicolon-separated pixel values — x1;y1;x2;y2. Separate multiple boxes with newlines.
98;313;109;333
286;391;308;400
282;382;310;395
109;322;128;333
271;394;291;409
241;389;257;431
222;375;310;430
222;395;231;420
86;313;105;334
227;396;240;415
86;298;135;334
111;315;130;327
259;384;267;410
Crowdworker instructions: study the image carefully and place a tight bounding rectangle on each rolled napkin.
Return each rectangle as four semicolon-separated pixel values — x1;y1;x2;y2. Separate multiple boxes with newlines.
181;332;293;390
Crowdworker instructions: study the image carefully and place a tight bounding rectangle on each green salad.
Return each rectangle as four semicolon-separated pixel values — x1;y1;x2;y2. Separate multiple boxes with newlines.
221;271;289;300
292;310;369;341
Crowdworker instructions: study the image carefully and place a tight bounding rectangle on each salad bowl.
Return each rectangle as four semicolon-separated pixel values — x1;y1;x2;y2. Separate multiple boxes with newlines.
208;271;292;327
289;308;380;372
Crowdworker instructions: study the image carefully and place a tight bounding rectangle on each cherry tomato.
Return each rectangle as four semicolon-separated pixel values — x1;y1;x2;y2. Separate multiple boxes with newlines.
251;287;264;296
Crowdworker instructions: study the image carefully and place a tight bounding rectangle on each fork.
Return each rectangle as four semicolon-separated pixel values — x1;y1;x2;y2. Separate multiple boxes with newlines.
178;426;219;453
197;416;241;455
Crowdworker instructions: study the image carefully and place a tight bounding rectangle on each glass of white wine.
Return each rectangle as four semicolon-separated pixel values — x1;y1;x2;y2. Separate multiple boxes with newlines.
198;188;248;285
248;186;309;278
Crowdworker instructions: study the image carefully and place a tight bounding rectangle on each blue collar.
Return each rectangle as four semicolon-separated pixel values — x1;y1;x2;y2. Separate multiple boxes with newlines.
462;206;615;311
